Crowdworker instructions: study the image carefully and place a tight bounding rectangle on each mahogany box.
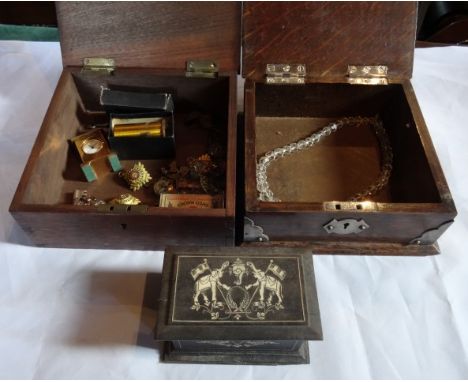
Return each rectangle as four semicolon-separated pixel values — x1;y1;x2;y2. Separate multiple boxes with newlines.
9;2;457;256
242;2;457;256
9;2;239;249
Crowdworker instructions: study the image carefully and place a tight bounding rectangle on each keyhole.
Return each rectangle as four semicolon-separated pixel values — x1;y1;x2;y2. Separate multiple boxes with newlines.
120;223;127;230
343;222;350;230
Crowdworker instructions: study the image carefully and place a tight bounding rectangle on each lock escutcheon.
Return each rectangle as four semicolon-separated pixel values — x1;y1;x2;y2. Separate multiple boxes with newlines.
323;218;370;234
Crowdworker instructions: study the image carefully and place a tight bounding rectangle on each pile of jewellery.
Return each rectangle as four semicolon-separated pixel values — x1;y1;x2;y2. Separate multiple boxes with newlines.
256;116;393;202
73;190;105;206
154;154;226;197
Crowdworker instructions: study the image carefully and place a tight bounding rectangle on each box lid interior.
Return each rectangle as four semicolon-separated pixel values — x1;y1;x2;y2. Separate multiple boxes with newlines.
56;2;240;72
156;247;322;341
242;2;417;81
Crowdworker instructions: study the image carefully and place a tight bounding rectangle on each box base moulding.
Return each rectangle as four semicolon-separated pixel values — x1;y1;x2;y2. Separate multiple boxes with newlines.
161;340;310;365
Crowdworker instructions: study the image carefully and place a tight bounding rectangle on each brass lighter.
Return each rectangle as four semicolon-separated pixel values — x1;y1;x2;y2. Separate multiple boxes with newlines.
111;117;166;138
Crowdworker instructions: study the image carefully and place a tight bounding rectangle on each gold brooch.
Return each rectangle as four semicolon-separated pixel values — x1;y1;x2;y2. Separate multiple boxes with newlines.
119;162;152;191
109;194;141;205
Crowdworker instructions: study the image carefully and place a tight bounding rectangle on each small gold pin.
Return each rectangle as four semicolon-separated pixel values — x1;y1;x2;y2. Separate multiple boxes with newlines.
109;194;141;205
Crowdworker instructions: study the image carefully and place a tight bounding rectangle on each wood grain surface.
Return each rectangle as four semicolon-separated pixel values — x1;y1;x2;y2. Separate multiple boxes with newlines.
57;2;241;71
243;240;442;257
12;208;235;249
243;1;418;80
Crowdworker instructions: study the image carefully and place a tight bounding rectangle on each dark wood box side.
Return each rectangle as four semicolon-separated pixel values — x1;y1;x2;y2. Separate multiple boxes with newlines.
11;209;235;250
225;71;238;217
244;240;441;257
401;80;456;210
9;71;73;210
244;209;455;247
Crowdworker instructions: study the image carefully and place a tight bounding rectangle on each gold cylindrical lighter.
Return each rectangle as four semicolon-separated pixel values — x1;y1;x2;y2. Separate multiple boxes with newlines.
112;117;166;137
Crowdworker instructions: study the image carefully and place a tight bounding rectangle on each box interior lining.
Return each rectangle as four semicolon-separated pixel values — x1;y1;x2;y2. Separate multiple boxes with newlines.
254;83;441;204
20;69;231;209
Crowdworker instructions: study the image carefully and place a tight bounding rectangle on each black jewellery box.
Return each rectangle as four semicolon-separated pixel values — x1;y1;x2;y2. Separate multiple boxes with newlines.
100;88;176;159
155;247;322;365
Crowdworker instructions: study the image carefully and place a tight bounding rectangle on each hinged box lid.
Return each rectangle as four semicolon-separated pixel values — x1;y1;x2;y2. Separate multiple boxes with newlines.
56;2;240;72
156;247;322;341
242;2;417;82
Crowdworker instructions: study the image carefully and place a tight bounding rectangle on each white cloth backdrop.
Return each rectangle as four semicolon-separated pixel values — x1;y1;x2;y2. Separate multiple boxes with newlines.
0;41;467;379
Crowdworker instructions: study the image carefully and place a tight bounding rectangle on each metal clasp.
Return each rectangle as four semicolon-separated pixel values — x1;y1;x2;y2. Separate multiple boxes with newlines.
185;60;218;78
265;64;306;84
347;65;388;85
97;204;149;214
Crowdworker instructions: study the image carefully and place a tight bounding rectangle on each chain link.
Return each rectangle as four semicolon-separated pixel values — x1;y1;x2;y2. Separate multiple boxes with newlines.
256;116;393;202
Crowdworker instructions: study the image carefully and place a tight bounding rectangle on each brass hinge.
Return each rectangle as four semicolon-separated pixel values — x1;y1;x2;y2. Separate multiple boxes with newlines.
185;60;218;78
347;65;388;85
265;64;306;84
82;58;115;74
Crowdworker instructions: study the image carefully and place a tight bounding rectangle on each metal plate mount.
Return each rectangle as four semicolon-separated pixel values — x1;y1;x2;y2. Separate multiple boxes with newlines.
244;217;269;242
323;218;370;235
409;220;454;245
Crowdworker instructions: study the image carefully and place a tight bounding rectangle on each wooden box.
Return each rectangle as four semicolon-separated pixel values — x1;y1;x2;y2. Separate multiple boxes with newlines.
155;247;322;365
9;2;239;249
242;2;457;255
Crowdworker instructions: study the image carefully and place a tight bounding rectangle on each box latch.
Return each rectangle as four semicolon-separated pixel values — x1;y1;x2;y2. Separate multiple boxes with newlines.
265;64;306;84
347;65;388;85
185;61;218;78
96;204;149;214
82;58;115;74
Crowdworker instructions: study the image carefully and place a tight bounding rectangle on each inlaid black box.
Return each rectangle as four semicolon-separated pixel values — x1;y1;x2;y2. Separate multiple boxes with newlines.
155;247;322;365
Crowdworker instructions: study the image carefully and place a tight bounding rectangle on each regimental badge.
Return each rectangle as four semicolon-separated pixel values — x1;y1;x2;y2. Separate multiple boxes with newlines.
119;162;152;191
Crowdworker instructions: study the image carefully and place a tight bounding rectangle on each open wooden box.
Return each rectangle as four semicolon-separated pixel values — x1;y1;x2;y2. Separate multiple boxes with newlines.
9;2;239;250
242;2;457;255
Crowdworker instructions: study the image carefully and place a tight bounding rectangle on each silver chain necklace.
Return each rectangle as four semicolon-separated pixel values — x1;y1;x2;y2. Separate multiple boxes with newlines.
256;116;393;202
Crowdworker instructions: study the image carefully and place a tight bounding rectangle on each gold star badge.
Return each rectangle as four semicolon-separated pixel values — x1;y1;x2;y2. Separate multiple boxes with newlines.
120;162;152;191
